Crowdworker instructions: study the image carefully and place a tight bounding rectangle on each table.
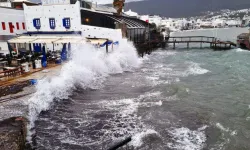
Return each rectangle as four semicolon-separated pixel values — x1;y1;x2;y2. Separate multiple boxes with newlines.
3;66;16;71
0;61;8;69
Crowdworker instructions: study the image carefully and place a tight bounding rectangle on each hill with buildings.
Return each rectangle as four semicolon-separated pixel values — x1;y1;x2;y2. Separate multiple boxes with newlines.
124;0;250;17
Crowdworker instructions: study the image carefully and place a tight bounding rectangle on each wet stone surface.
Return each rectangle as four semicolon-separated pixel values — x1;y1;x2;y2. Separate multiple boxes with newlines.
0;117;27;150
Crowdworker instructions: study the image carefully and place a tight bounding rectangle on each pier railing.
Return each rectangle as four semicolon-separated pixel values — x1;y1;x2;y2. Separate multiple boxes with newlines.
168;36;216;43
167;36;236;50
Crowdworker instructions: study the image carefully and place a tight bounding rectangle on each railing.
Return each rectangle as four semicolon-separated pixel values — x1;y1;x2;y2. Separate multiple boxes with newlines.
168;36;216;43
0;67;23;79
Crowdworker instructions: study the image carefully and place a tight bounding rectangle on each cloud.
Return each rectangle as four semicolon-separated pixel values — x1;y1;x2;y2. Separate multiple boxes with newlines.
91;0;145;4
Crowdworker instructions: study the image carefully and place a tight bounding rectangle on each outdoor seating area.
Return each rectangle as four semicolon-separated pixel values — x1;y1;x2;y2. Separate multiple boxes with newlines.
0;42;69;81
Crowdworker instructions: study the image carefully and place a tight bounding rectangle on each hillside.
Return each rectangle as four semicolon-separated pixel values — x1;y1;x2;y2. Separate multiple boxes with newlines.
124;0;250;17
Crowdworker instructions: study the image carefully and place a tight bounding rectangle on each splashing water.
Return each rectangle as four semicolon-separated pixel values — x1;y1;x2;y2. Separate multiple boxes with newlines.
26;39;141;142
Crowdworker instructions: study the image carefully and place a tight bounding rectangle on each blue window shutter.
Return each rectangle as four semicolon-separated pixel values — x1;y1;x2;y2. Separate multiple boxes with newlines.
49;18;56;29
33;18;41;29
63;18;71;29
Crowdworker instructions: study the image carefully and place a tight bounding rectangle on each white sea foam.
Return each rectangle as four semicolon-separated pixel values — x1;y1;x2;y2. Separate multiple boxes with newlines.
184;62;210;76
216;123;237;136
235;48;249;52
26;39;141;141
130;129;159;147
216;123;230;132
167;126;207;150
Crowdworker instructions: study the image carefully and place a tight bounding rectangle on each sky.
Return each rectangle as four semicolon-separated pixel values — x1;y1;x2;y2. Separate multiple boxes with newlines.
91;0;144;4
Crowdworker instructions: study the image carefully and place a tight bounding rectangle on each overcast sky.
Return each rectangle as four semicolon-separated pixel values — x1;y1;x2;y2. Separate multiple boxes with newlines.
90;0;145;4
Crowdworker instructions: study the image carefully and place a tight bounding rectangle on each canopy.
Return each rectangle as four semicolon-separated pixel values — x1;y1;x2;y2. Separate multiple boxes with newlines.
54;38;85;44
32;38;59;43
86;39;108;45
8;36;37;43
8;36;87;44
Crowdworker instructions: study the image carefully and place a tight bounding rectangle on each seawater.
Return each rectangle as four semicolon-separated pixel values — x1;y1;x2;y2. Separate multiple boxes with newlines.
2;28;250;150
32;28;250;150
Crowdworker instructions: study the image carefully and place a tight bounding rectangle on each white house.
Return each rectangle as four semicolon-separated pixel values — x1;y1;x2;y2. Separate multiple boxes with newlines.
140;15;149;22
212;19;226;27
124;9;139;18
0;0;31;54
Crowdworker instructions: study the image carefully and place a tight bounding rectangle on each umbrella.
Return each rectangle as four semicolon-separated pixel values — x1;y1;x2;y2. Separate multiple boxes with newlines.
61;43;67;61
41;45;47;67
68;42;71;59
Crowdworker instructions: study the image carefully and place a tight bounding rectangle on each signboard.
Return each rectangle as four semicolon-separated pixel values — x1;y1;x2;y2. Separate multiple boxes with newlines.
0;0;8;2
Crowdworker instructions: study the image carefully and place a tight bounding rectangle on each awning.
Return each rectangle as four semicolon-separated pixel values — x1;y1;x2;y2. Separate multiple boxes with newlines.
86;39;108;45
8;36;87;44
8;36;37;43
32;38;59;43
54;37;85;44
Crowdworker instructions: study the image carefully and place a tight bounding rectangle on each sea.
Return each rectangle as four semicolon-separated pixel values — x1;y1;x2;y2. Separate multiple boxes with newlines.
1;27;250;150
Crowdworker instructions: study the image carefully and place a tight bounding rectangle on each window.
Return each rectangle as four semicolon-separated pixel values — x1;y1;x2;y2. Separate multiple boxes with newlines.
62;18;71;29
33;18;41;29
9;22;14;33
22;22;25;30
49;18;56;29
1;22;6;30
16;22;19;30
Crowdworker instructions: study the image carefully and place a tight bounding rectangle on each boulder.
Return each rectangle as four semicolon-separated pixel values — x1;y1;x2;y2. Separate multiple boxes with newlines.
0;117;27;150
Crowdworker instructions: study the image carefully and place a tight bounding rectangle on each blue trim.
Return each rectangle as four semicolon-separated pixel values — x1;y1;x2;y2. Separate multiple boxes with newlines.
62;18;71;29
49;18;56;29
24;31;82;35
33;18;41;29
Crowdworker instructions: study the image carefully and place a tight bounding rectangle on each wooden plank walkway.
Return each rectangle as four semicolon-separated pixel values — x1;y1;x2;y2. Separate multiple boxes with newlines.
167;36;236;50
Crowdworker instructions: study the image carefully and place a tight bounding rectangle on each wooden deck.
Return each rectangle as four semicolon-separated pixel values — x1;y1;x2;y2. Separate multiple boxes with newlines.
168;36;236;50
0;63;61;87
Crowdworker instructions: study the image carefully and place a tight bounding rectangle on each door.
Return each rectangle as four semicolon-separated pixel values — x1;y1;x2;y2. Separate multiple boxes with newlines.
8;22;14;33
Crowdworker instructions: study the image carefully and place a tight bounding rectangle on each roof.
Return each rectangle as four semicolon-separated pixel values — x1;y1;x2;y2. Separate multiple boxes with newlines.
92;4;117;14
11;0;38;5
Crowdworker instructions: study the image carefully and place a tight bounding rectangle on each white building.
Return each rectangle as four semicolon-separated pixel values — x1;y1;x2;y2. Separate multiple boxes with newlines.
0;0;33;54
140;15;162;27
140;15;149;22
242;16;250;27
9;0;149;53
212;19;226;27
124;9;139;18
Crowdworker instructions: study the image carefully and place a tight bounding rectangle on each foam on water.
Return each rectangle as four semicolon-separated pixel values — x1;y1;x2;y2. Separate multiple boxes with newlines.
184;62;210;76
235;48;250;52
167;126;207;150
27;39;141;141
130;129;159;147
215;123;237;136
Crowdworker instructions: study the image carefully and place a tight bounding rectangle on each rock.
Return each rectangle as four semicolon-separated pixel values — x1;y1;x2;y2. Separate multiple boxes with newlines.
0;117;27;150
0;80;31;97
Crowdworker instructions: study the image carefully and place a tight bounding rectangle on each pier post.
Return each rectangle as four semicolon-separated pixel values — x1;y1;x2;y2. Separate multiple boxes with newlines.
187;42;189;49
173;40;176;49
200;42;202;49
106;40;109;53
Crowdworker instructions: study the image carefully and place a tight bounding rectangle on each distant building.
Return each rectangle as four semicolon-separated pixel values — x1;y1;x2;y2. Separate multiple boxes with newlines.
0;0;36;54
242;16;250;27
212;19;226;27
148;15;162;27
124;9;139;18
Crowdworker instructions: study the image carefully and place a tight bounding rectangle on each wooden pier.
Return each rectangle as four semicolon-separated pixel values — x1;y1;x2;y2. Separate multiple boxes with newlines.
168;36;236;50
